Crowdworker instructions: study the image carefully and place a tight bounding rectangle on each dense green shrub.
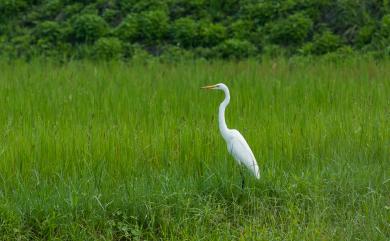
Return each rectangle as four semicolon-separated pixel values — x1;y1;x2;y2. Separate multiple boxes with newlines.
131;43;154;63
33;21;63;44
171;17;198;47
3;34;33;59
63;3;84;17
102;9;118;24
0;0;27;18
137;10;169;42
41;0;63;18
267;13;313;46
159;45;194;62
214;39;257;59
230;20;254;40
114;14;139;41
119;0;168;13
321;0;370;43
93;37;123;60
380;14;390;37
385;0;390;12
318;46;357;63
81;5;100;15
217;0;241;16
356;25;376;47
71;14;108;43
0;0;389;60
115;10;170;43
304;30;343;55
168;0;206;19
198;20;226;47
362;14;390;52
241;1;281;26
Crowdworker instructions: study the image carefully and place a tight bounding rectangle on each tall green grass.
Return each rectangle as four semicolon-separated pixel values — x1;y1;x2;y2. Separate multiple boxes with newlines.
0;59;389;240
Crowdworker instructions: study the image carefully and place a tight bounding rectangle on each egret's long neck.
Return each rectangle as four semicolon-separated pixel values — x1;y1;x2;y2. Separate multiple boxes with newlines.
219;87;230;139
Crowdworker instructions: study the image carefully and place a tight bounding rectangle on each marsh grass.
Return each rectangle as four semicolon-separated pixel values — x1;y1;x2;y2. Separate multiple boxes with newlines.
0;58;389;240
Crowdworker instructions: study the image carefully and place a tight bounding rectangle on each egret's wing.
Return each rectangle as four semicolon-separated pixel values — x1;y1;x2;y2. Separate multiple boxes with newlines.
229;130;260;179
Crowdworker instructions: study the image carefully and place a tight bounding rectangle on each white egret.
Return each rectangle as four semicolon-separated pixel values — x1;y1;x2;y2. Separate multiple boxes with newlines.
202;83;260;189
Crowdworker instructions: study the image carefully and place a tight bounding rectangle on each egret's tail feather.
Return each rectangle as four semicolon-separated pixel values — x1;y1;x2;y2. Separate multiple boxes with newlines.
254;165;260;179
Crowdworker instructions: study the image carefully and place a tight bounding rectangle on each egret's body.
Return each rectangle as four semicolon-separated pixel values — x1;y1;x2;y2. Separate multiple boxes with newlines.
202;83;260;187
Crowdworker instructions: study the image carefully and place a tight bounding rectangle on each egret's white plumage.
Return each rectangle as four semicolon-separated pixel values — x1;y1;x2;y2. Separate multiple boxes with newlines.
202;83;260;180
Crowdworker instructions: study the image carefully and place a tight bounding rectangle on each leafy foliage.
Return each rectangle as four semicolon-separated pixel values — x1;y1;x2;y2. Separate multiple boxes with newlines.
33;21;63;44
0;0;27;18
171;17;198;47
93;37;123;60
267;12;313;46
303;30;343;55
230;20;254;40
380;14;390;37
214;39;257;59
114;14;139;41
0;0;389;60
198;20;226;47
71;13;108;43
137;10;169;42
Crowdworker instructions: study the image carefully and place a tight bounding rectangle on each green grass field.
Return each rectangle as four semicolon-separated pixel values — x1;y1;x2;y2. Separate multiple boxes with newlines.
0;59;389;240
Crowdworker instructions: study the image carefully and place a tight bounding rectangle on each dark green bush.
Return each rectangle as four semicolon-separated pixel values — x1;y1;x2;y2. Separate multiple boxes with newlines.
304;30;343;55
0;0;27;18
267;12;313;46
115;10;169;43
380;14;390;37
41;0;63;18
131;43;154;63
93;37;123;60
217;0;240;16
33;21;63;44
241;1;280;26
102;9;118;24
168;0;206;19
137;10;169;42
63;3;84;17
171;17;198;47
36;40;72;58
198;20;226;47
81;4;100;16
159;45;194;62
318;46;357;63
363;14;390;52
71;14;108;43
321;0;370;42
4;34;33;59
214;39;257;59
356;25;376;47
135;0;168;13
0;0;389;60
230;20;253;40
119;0;168;13
114;14;139;41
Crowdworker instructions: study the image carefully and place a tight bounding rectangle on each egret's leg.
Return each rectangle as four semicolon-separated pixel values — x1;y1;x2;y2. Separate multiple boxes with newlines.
239;167;245;190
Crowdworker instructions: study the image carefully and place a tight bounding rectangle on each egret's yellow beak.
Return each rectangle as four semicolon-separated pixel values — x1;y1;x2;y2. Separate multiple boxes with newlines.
201;84;217;90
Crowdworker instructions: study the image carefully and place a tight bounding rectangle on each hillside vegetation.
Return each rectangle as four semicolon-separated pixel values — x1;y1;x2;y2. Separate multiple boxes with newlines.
1;0;390;60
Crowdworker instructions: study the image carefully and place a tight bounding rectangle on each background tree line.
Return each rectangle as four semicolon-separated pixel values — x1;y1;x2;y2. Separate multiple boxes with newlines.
0;0;389;60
